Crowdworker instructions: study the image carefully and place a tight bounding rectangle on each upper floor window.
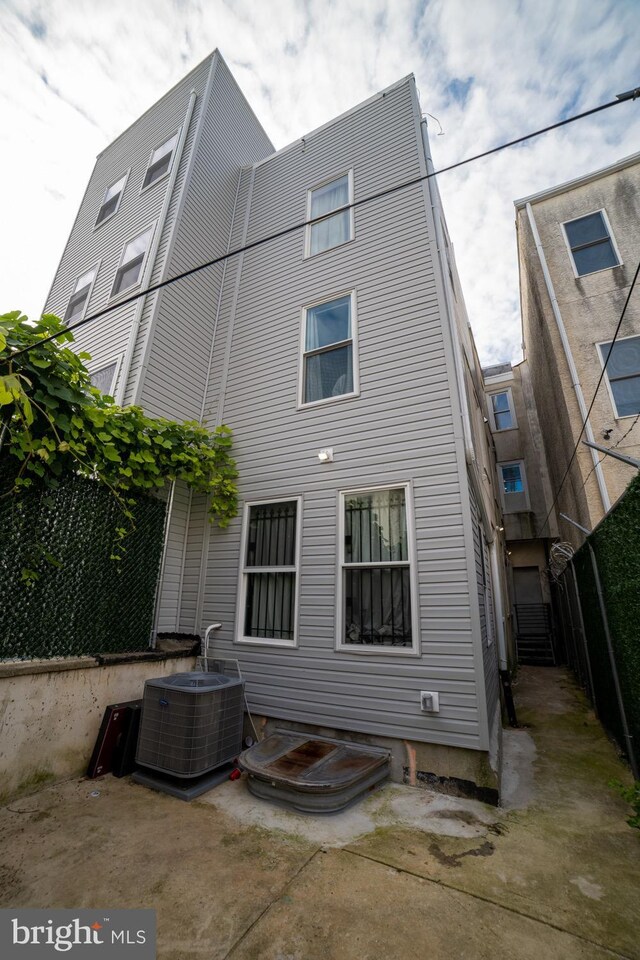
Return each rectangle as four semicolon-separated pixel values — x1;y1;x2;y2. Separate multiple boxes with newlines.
598;336;640;418
111;226;153;297
498;460;530;513
90;360;118;396
64;266;97;324
488;389;516;431
563;211;620;277
142;133;179;190
300;293;358;406
306;172;353;257
95;173;128;227
236;498;300;647
338;484;418;653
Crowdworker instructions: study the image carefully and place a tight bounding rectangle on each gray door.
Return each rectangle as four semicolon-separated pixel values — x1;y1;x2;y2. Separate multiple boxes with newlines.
513;567;543;605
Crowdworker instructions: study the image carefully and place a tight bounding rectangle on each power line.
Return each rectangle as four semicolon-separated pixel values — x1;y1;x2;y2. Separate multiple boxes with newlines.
5;88;638;363
541;258;640;537
575;411;640;495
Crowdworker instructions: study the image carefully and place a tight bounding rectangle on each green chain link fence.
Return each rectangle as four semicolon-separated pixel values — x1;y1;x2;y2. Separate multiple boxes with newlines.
557;472;640;774
1;466;167;660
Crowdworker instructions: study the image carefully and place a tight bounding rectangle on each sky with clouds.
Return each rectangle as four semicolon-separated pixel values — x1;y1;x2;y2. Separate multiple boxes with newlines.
1;0;639;365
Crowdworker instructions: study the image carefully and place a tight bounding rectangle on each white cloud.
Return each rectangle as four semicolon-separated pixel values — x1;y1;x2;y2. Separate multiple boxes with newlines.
1;0;638;364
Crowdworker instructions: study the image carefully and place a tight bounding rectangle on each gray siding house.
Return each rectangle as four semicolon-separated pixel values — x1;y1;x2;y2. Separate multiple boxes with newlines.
46;51;507;798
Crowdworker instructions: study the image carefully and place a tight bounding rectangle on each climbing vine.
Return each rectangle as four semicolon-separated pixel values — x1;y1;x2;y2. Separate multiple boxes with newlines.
0;311;238;562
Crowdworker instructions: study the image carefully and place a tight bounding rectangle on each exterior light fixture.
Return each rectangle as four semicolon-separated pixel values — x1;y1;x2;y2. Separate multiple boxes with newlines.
318;448;334;463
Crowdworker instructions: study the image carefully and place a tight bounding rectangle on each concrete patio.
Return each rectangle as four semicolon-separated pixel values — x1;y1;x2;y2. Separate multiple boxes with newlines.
1;667;638;959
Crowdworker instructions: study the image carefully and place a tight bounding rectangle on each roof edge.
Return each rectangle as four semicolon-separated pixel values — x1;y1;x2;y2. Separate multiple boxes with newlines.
514;150;640;209
253;74;415;169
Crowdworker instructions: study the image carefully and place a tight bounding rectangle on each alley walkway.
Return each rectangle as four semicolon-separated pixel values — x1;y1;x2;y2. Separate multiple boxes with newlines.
1;667;638;958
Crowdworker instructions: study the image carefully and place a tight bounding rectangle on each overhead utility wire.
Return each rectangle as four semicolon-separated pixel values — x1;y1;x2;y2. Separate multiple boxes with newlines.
540;257;640;538
6;85;639;363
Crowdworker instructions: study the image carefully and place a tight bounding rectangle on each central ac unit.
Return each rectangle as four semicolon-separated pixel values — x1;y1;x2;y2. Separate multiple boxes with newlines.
135;671;244;778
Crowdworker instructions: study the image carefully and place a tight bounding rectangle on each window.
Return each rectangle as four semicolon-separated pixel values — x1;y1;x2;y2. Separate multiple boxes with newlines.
142;133;179;190
111;226;153;297
498;461;529;513
95;173;128;227
339;485;417;652
599;336;640;418
300;293;357;405
306;172;353;256
64;266;97;324
501;464;523;493
563;211;620;277
488;390;515;431
237;499;300;646
90;360;118;396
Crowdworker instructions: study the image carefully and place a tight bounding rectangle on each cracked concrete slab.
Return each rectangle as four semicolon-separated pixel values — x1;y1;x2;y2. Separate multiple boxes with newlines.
0;667;637;959
227;847;624;960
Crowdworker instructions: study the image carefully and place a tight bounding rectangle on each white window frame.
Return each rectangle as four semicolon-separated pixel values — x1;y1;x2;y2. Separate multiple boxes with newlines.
498;460;530;511
110;223;155;300
63;261;101;326
235;495;302;648
89;354;123;398
297;290;360;409
304;169;355;259
94;170;130;229
596;334;640;420
336;481;420;657
561;208;622;279
487;387;517;432
140;129;181;194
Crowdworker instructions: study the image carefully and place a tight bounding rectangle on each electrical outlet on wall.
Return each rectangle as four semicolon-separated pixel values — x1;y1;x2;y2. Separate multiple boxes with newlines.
420;691;440;713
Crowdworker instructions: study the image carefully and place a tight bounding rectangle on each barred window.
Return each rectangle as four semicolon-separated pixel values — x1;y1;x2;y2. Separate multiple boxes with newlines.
238;500;299;645
341;487;414;650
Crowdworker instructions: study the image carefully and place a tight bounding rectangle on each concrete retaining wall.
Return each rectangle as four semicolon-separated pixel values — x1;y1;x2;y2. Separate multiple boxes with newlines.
0;651;196;801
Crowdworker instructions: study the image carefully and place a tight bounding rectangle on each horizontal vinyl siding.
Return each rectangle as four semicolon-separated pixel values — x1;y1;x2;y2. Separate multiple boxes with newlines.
46;57;214;401
137;58;274;421
198;78;483;750
470;484;500;730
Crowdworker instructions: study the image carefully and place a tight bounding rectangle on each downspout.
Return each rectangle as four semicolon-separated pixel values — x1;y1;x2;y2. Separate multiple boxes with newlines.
150;479;176;648
117;88;198;405
489;539;508;671
524;202;610;513
421;121;475;469
421;120;509;675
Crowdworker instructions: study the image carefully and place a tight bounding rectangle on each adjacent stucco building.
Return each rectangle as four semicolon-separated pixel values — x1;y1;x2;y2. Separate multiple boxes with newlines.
515;154;640;548
483;359;558;663
45;51;509;797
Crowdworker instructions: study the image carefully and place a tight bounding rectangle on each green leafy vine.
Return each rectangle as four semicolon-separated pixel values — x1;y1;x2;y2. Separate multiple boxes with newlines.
0;311;238;574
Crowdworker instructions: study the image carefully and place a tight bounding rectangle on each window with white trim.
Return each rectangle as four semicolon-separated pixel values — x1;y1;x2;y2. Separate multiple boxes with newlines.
499;461;529;513
306;172;352;256
142;133;178;190
95;173;127;227
340;486;415;650
64;266;97;324
301;294;356;405
598;336;640;417
111;227;153;297
237;499;300;645
563;211;620;276
488;390;515;431
90;361;118;396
